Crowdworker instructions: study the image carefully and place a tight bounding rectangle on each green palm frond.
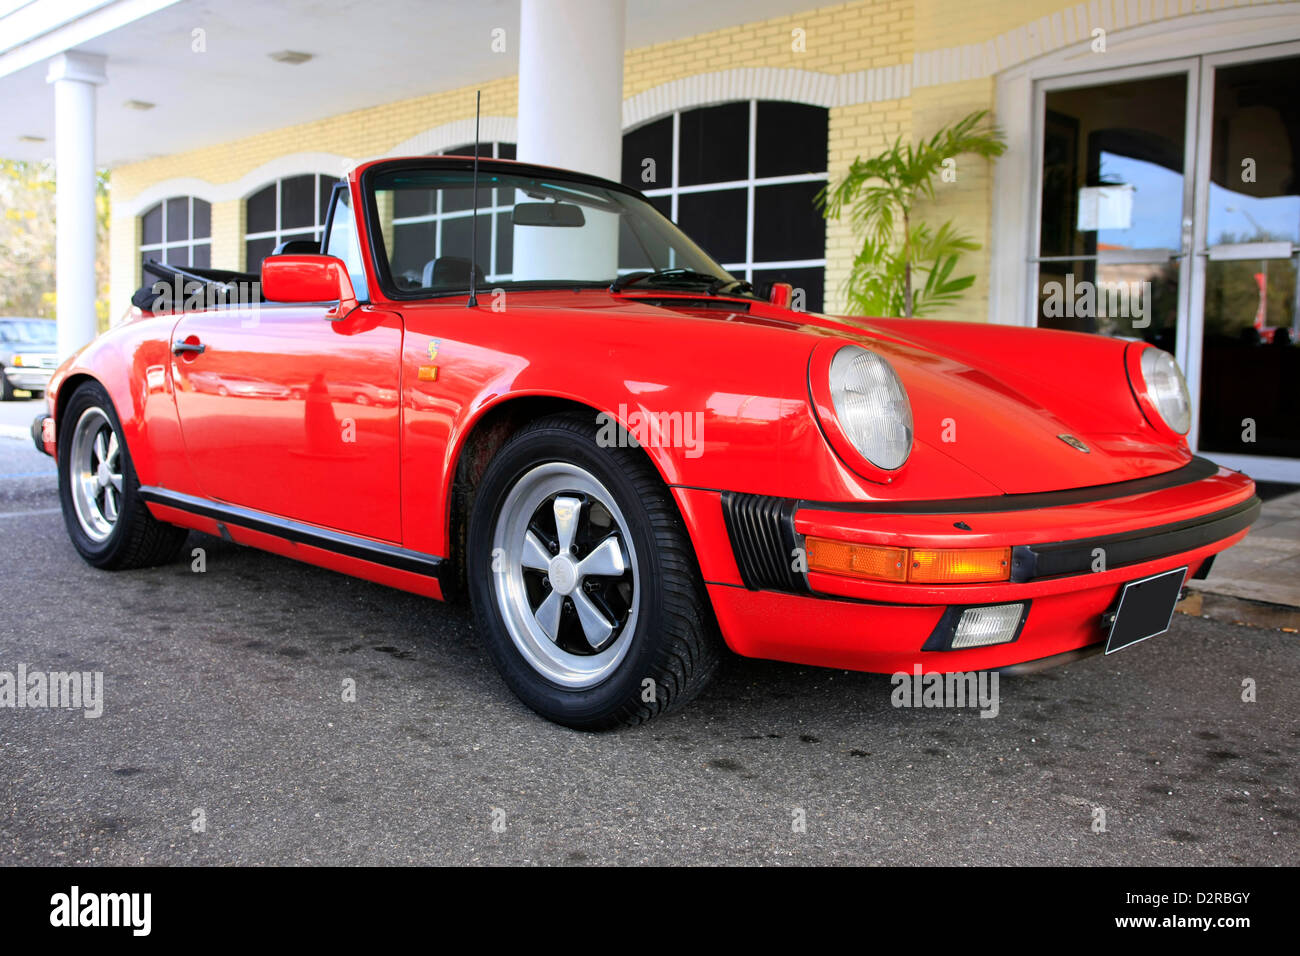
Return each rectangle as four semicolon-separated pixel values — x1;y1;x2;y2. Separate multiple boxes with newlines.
818;109;1006;317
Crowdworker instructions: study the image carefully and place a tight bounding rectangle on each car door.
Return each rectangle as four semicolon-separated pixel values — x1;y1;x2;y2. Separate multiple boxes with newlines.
169;298;403;543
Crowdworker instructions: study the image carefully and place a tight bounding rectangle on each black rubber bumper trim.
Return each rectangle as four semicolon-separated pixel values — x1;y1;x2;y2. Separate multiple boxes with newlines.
138;486;448;581
795;456;1220;516
1009;496;1260;582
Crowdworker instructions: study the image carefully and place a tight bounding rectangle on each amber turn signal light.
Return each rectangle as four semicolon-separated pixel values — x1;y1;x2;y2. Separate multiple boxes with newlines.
908;547;1011;584
805;538;1011;584
805;537;907;582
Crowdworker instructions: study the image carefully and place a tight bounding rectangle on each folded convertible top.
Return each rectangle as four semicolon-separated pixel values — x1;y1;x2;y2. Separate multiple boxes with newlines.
132;259;265;311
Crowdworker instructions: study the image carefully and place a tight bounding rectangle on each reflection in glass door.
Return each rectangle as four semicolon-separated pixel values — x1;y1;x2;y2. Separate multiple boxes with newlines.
1035;68;1197;357
1190;49;1300;475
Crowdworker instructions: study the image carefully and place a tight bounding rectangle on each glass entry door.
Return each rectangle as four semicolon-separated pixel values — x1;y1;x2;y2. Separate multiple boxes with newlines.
1034;47;1300;483
1034;66;1197;356
1188;45;1300;480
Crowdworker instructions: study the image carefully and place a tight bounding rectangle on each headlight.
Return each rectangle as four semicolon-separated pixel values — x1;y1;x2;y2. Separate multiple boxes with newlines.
1138;347;1191;435
827;345;913;470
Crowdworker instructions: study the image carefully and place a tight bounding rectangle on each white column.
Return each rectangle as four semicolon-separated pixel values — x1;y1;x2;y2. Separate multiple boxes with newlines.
46;51;107;359
513;0;625;281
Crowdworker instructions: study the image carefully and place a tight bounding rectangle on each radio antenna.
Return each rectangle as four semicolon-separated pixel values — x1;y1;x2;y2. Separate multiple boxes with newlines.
467;90;481;308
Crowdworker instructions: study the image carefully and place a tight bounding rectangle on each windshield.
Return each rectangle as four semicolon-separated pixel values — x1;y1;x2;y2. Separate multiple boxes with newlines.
366;165;740;295
0;320;56;346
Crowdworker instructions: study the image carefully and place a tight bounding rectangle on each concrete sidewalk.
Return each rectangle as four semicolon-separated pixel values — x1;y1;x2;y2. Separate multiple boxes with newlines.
1178;487;1300;632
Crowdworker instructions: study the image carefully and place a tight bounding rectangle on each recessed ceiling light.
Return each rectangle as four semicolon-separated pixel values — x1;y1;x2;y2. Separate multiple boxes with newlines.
123;99;155;110
268;50;313;65
18;134;46;143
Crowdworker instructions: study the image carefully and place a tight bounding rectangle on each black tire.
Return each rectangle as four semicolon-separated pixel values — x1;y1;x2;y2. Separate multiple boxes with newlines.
0;375;13;401
467;413;722;729
57;380;188;570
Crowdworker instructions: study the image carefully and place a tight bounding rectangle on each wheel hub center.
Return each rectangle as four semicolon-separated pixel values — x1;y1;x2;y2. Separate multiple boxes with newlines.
96;461;110;486
547;555;579;595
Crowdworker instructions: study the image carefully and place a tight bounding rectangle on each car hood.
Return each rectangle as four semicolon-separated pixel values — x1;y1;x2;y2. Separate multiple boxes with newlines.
627;296;1192;495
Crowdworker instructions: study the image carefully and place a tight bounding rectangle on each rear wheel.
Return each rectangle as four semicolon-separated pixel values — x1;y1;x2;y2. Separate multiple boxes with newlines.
468;413;722;729
57;381;188;569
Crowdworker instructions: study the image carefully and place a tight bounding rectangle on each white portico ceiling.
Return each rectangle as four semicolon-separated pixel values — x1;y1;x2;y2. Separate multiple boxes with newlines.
0;0;821;167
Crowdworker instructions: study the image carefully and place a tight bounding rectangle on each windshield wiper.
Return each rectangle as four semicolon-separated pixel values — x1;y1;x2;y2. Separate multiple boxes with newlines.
609;268;723;293
706;277;754;297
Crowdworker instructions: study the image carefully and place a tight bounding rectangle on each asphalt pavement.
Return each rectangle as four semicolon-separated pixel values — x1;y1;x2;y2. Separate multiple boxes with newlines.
0;395;1296;865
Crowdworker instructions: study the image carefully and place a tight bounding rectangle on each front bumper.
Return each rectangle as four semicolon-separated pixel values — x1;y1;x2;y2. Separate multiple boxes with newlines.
674;457;1258;673
3;366;53;391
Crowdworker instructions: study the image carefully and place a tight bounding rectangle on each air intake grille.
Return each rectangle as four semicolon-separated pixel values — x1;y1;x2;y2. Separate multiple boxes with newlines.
720;492;807;592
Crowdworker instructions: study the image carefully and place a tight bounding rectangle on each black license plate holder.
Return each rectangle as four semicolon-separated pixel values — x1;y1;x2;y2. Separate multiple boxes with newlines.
1105;566;1188;654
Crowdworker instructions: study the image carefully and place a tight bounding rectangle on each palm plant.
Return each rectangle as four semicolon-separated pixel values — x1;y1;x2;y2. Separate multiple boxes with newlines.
818;110;1006;317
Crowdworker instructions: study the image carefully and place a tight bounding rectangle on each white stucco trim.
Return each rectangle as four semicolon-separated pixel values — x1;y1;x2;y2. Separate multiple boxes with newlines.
118;151;356;214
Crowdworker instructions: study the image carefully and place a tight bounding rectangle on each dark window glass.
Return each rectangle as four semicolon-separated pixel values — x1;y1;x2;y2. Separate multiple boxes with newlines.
755;102;828;177
752;267;824;313
443;143;473;156
498;142;516;160
390;221;438;286
246;184;277;234
753;181;826;262
280;174;317;230
441;213;492;271
192;199;211;239
679;103;749;186
622;116;672;188
165;197;189;242
192;243;211;269
245;237;277;274
618;195;675;271
677;188;747;263
318;176;339;224
495;211;513;275
141;204;163;245
394;186;435;219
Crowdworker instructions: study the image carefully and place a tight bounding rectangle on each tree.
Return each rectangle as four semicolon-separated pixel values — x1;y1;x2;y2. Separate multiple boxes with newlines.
0;159;111;327
818;110;1006;317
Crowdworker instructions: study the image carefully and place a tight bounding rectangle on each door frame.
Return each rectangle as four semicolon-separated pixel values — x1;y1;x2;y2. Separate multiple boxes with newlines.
1184;39;1300;483
1027;58;1201;372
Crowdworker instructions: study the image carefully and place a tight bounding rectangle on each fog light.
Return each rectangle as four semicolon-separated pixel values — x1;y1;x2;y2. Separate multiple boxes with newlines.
951;603;1025;649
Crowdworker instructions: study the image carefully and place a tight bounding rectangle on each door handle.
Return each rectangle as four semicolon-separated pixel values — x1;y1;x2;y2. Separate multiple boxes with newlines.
173;341;206;356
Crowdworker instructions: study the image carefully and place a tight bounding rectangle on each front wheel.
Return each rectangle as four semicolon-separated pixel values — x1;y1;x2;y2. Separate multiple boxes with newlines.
57;381;189;569
468;414;722;729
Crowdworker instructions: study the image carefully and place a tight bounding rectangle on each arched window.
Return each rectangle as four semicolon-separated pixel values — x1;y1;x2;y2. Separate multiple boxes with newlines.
140;196;211;280
387;142;518;282
622;101;828;310
244;173;339;272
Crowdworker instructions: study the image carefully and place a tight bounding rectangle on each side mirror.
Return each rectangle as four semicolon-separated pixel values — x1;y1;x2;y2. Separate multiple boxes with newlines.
767;282;794;308
262;254;358;321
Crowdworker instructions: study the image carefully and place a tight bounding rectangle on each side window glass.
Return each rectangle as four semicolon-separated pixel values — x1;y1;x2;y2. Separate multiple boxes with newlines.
325;187;369;301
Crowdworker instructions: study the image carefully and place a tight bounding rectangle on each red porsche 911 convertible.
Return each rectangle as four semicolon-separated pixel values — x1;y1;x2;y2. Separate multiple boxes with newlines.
36;156;1259;728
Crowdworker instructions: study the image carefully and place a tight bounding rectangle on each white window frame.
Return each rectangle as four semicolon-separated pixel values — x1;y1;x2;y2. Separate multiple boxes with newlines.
635;100;829;284
139;196;211;278
243;174;336;259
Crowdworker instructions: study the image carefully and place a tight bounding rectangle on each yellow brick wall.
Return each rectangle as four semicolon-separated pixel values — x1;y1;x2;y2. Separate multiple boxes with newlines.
825;98;912;310
909;78;997;321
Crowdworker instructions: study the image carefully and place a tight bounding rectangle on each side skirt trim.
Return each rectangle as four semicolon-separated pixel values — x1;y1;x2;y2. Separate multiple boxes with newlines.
138;486;446;579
